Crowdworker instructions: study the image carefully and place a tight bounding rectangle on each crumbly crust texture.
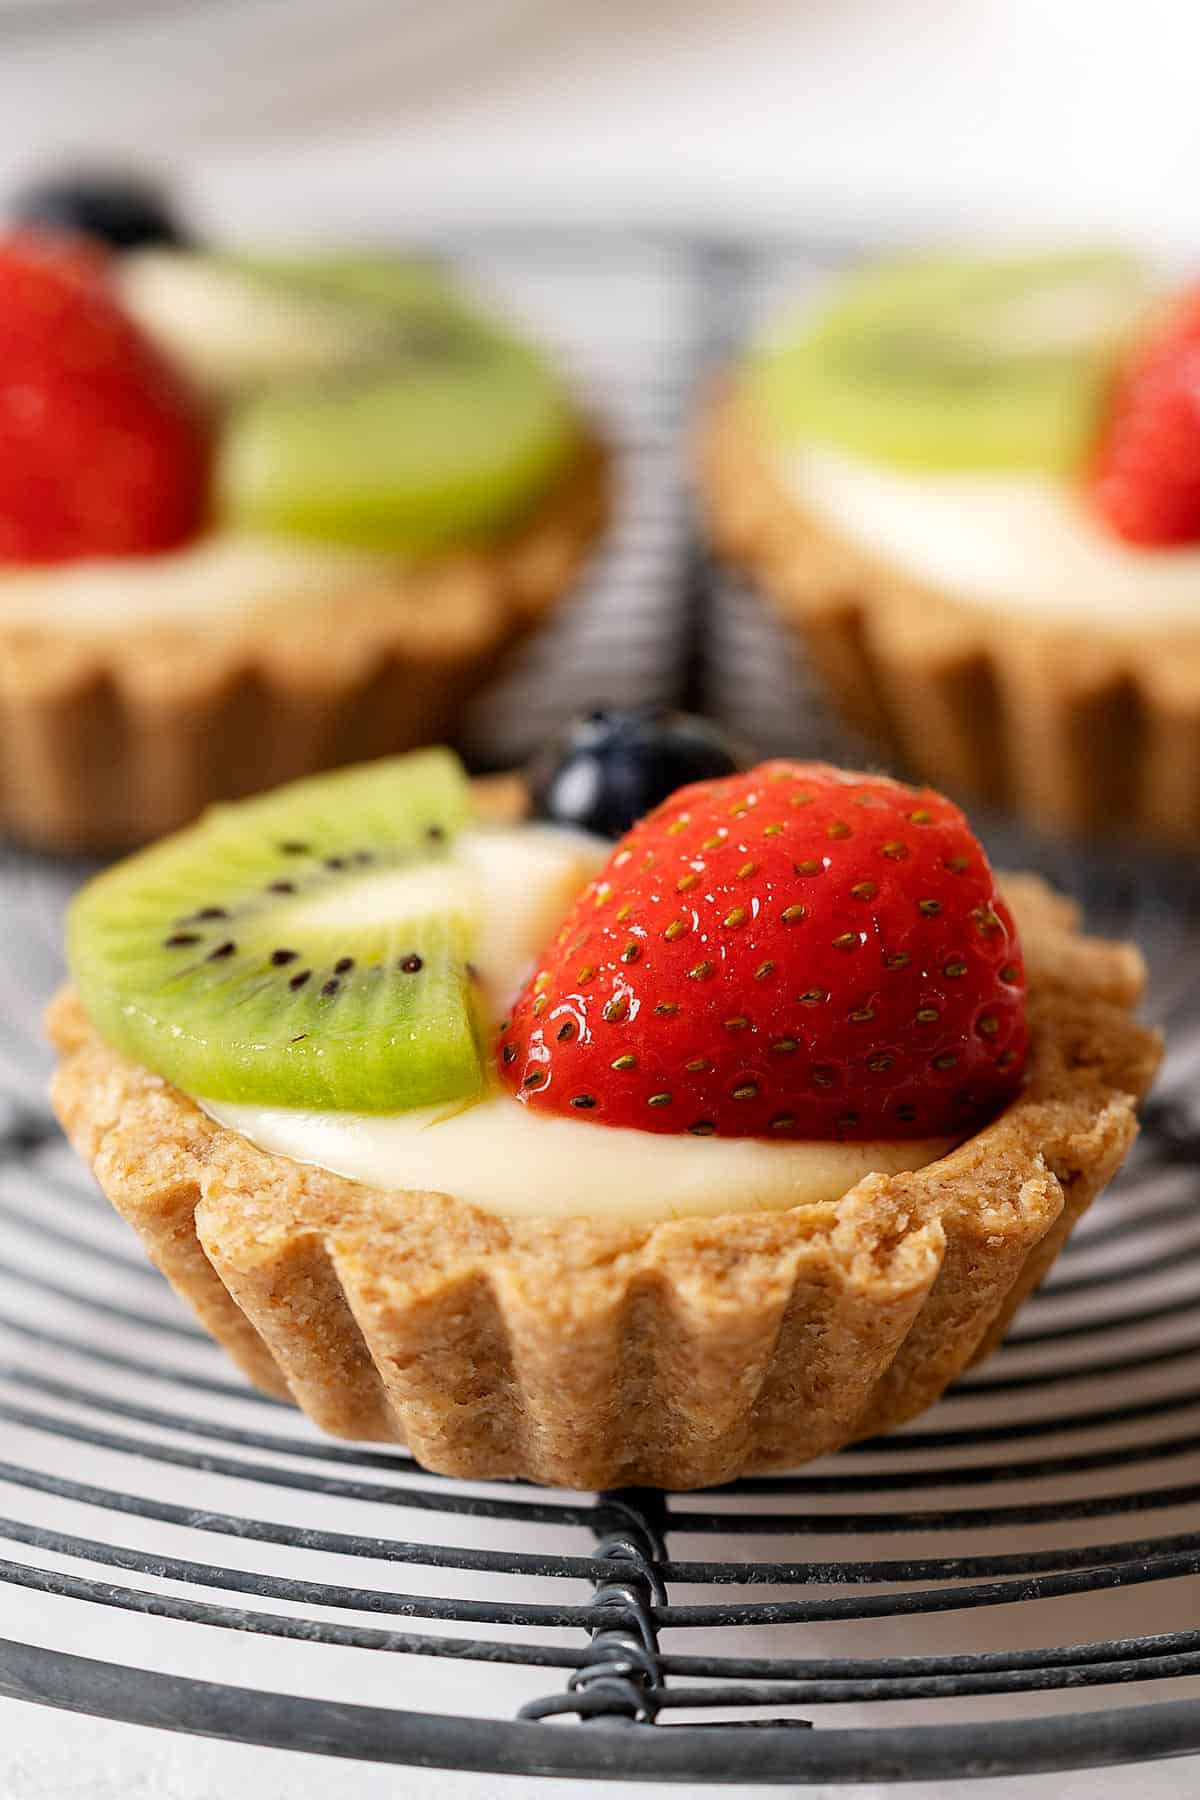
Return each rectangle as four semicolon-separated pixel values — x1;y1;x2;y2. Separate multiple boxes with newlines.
0;435;607;853
699;390;1200;846
49;875;1160;1490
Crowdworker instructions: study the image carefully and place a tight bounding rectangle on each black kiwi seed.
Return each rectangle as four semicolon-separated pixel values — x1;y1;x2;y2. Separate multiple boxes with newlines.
278;841;311;856
163;932;201;948
426;824;446;843
192;907;229;921
324;856;348;871
400;953;424;973
334;957;354;974
289;970;312;991
267;881;296;895
321;978;340;997
270;948;299;966
207;941;236;961
291;1033;308;1043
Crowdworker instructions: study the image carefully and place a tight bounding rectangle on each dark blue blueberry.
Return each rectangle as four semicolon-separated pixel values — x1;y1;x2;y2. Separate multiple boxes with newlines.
528;706;743;840
12;170;190;251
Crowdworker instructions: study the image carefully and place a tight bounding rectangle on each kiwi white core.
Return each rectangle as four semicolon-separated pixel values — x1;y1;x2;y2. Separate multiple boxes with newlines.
288;862;476;934
202;822;952;1223
966;279;1147;358
780;444;1200;627
121;251;381;394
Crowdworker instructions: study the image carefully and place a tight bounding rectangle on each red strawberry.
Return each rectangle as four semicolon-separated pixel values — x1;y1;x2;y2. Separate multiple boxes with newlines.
499;762;1027;1141
1091;286;1200;546
0;233;210;563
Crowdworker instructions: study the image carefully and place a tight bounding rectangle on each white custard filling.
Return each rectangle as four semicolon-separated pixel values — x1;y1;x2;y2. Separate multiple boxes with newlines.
206;1090;950;1223
201;824;953;1223
0;531;405;630
781;444;1200;628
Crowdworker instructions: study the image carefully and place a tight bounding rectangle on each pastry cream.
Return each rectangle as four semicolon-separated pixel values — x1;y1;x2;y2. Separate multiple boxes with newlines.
0;531;404;630
201;823;953;1223
782;444;1200;628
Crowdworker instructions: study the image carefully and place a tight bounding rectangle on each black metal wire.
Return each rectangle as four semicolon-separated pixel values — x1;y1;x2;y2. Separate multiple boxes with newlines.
5;1636;1200;1782
8;1386;1200;1547
6;1440;1200;1594
522;1491;670;1724
6;1359;1200;1500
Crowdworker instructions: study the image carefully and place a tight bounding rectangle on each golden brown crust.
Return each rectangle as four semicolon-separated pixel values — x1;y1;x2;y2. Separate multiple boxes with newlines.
48;875;1160;1489
698;390;1200;845
0;436;608;853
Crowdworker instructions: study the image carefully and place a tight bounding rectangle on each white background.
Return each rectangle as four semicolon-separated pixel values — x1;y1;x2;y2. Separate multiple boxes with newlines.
2;1;1199;1794
0;0;1194;252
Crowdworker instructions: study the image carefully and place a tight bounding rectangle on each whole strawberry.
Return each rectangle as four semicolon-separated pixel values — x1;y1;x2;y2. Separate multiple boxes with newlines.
499;762;1027;1141
1091;286;1200;546
0;234;209;563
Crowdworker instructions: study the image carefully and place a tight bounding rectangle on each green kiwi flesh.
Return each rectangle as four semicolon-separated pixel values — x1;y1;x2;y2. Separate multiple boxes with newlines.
745;250;1152;473
219;327;578;552
67;750;485;1112
229;253;470;320
122;250;580;548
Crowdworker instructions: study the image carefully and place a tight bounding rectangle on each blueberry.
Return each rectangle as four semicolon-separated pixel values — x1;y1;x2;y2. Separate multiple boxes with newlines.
529;707;743;840
12;170;190;251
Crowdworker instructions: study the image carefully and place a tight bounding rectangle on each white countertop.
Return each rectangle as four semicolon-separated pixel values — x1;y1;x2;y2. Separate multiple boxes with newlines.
0;0;1195;253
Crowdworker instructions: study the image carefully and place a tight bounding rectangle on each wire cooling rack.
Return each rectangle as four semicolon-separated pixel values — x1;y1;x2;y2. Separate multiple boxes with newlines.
2;230;1200;1788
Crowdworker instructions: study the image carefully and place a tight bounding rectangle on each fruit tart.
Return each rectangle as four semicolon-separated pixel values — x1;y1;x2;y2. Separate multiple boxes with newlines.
49;727;1159;1489
701;249;1200;846
0;229;605;852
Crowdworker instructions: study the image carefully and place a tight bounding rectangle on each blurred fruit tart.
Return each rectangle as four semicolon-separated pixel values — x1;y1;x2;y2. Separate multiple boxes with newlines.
49;718;1159;1489
701;248;1200;846
0;221;605;851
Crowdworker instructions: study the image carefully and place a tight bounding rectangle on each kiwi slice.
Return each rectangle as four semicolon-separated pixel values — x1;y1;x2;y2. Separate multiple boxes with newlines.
120;251;475;394
67;750;486;1112
745;250;1151;472
218;331;578;551
123;250;578;550
231;253;469;317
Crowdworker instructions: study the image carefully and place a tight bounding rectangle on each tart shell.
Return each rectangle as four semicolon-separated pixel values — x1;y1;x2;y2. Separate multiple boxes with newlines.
48;875;1159;1490
699;391;1200;847
0;436;607;855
